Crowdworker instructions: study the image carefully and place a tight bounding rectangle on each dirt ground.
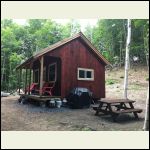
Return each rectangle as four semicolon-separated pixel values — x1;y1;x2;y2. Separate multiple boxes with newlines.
1;66;149;131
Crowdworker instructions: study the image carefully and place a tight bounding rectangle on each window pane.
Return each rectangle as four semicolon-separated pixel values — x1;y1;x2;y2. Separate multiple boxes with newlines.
50;65;55;72
86;71;92;78
79;70;85;78
49;74;55;81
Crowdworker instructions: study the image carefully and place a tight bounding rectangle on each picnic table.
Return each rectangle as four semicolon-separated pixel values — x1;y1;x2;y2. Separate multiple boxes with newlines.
92;98;142;122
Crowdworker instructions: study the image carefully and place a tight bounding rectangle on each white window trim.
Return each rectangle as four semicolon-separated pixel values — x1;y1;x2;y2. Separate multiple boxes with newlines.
48;63;57;82
33;68;39;83
77;67;94;81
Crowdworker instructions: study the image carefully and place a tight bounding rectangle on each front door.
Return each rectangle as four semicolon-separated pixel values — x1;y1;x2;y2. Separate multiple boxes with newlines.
48;63;57;82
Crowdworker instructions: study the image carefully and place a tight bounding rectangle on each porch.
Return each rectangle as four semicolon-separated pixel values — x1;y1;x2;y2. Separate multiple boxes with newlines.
20;94;61;101
16;55;61;98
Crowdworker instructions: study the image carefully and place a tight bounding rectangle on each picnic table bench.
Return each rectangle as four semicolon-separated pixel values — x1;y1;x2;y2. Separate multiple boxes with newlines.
92;98;142;122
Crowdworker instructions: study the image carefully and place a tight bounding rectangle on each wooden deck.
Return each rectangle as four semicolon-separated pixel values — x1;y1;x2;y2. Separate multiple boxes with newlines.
20;94;61;101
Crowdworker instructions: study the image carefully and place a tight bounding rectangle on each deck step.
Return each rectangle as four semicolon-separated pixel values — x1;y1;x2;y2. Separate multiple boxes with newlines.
113;109;142;114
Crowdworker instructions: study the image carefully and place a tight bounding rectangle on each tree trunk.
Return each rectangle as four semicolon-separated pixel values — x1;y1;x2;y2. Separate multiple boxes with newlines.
143;86;149;131
143;23;149;131
8;62;12;91
119;41;122;67
1;51;5;84
124;19;131;99
40;56;44;96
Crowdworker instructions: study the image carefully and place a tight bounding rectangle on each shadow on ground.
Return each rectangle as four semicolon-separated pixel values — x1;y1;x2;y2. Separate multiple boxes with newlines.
95;113;144;124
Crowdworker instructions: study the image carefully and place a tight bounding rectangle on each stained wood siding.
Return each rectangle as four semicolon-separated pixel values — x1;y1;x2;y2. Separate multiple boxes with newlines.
47;38;105;99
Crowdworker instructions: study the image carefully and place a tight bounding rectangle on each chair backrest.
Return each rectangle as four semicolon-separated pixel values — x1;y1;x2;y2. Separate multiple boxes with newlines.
30;83;36;90
49;82;55;88
41;82;55;90
43;82;49;87
25;83;38;92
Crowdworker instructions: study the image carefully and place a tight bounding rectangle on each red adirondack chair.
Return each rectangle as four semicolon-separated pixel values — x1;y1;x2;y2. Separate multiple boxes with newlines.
25;83;38;94
36;82;55;96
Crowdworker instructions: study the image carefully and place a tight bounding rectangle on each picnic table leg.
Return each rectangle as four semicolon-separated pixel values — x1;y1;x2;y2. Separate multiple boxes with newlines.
108;104;119;122
116;102;127;111
95;102;103;116
129;102;139;119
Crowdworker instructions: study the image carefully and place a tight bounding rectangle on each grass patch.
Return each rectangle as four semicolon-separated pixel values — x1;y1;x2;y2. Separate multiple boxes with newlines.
145;77;149;81
72;125;96;131
81;127;96;131
106;79;118;85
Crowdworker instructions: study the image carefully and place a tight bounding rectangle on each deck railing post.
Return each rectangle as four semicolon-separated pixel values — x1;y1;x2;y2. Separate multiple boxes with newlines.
40;56;44;96
29;68;32;95
19;69;21;94
25;69;27;94
18;70;20;94
27;69;30;95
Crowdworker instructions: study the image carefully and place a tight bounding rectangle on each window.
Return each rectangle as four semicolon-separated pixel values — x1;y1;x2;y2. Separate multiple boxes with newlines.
48;63;57;82
34;69;39;83
77;68;94;81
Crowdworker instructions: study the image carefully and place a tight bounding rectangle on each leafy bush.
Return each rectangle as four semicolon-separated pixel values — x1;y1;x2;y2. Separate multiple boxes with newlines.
145;77;149;81
106;79;118;85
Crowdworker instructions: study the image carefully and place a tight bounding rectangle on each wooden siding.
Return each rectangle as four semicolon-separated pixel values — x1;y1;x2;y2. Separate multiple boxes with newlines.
46;38;105;99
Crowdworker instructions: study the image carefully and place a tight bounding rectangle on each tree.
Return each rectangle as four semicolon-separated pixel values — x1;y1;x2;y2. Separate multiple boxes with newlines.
1;22;22;91
1;19;149;92
92;19;127;63
32;20;63;52
143;81;149;131
84;23;93;42
143;21;149;131
70;19;81;36
124;19;131;99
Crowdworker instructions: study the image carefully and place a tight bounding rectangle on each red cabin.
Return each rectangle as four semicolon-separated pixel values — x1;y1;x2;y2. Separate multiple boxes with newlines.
16;32;110;100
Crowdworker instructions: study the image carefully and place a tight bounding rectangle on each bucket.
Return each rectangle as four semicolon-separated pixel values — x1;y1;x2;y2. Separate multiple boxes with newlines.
56;100;62;108
49;100;55;108
62;98;67;107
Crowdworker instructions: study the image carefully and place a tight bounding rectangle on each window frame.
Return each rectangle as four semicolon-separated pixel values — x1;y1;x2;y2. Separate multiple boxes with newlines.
77;67;94;81
48;63;57;82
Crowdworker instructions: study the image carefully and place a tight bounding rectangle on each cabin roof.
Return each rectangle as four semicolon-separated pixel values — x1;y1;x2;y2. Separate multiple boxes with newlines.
16;32;111;69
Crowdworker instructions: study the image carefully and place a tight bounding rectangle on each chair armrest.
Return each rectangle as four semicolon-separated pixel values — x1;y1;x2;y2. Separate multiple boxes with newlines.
43;87;53;90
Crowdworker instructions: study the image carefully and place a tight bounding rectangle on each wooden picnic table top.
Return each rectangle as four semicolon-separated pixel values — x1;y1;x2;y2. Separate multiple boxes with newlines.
98;98;135;104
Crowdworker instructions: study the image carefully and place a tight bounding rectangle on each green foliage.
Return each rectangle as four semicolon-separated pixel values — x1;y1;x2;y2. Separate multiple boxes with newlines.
106;79;118;85
113;56;120;64
92;19;128;63
145;77;149;81
1;19;149;91
83;24;93;42
92;19;149;64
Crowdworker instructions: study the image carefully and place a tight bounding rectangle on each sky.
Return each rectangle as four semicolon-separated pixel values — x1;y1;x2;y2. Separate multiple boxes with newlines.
13;19;98;31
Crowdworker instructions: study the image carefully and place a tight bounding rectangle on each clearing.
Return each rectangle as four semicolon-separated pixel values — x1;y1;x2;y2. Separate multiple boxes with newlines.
1;66;148;131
